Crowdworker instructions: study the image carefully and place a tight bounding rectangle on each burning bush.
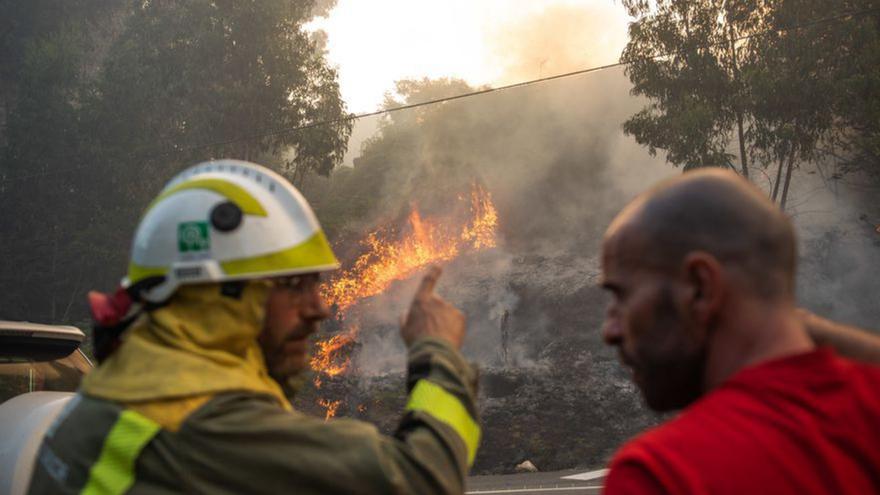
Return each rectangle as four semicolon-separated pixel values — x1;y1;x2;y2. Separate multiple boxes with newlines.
309;183;500;418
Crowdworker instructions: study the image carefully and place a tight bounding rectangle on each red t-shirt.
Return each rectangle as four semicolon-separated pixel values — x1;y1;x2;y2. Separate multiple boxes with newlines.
605;348;880;494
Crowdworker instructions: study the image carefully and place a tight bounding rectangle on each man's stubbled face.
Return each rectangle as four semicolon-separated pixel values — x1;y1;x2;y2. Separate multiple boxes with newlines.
260;274;330;382
600;240;707;412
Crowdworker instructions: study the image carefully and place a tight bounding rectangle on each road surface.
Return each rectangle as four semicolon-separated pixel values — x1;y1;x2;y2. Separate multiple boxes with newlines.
466;468;607;495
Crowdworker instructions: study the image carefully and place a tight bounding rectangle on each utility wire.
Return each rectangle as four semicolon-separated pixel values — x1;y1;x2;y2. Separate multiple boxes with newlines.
2;6;878;184
116;4;880;155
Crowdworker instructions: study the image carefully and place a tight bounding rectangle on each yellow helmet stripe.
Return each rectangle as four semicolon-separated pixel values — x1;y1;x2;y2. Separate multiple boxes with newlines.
127;263;168;285
146;178;267;216
220;230;339;276
127;231;337;285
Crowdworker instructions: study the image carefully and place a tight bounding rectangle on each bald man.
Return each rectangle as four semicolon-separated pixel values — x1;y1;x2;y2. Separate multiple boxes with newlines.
599;169;880;494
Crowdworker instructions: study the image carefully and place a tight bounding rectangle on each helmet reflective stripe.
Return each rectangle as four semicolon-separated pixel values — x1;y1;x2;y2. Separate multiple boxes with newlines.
125;160;338;302
221;230;337;276
145;178;268;217
127;263;168;285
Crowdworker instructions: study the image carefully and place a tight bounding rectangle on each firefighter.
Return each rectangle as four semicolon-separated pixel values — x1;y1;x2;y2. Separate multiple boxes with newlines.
28;160;480;494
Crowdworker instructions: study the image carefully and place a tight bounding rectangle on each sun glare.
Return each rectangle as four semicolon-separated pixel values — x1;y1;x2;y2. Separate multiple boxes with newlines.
307;0;629;113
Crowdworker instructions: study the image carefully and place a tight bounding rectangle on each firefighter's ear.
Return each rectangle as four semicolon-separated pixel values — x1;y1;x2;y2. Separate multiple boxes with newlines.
681;251;725;327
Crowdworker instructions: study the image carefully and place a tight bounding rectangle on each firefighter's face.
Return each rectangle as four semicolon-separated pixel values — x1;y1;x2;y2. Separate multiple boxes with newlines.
260;273;331;381
600;236;706;412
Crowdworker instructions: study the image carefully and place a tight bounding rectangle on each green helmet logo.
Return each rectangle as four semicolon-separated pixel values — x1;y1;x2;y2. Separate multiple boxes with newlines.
178;221;211;253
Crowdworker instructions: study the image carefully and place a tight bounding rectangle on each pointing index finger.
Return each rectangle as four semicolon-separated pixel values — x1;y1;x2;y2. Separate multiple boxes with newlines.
416;265;442;301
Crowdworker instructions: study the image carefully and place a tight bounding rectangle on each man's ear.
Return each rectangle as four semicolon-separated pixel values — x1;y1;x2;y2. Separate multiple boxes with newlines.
680;251;725;329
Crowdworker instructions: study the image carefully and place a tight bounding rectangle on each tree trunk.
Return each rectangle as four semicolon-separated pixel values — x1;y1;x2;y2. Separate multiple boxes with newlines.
736;113;749;179
300;168;311;193
771;154;785;201
726;18;749;179
51;225;58;321
779;150;796;211
292;162;306;190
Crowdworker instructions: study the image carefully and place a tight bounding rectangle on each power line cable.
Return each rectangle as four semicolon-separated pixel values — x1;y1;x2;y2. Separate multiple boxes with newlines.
115;4;880;155
2;6;878;184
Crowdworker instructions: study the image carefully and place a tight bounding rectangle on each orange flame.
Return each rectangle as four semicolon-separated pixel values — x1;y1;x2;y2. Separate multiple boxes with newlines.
321;183;499;315
460;184;499;250
318;398;341;420
310;323;359;379
309;183;499;387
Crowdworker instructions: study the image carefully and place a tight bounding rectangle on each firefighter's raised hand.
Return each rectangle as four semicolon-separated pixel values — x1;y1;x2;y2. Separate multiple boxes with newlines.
401;265;466;349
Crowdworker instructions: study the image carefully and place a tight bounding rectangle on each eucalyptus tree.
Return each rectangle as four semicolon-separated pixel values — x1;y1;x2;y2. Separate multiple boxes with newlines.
743;0;837;209
621;0;880;209
621;0;761;177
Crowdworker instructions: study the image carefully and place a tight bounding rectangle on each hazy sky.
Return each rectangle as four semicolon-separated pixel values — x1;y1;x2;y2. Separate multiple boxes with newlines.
307;0;631;113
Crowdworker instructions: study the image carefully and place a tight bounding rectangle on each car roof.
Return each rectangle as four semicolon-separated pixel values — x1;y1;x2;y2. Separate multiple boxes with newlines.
0;321;84;343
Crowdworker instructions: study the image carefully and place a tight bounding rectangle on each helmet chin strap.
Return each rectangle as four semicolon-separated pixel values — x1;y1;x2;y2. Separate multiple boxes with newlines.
220;280;247;299
89;276;174;363
88;286;140;363
89;278;252;364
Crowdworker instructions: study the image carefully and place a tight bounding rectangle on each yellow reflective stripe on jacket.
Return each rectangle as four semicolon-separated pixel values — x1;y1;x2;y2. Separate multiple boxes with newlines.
81;410;161;495
405;379;481;466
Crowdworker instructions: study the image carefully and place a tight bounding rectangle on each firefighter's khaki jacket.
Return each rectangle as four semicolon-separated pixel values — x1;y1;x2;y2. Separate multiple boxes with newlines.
27;284;480;494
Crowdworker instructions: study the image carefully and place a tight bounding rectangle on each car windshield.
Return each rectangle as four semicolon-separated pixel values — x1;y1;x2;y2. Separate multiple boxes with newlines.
0;347;91;404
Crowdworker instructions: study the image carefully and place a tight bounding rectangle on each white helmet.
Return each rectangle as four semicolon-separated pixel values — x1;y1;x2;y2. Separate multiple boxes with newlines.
125;159;338;302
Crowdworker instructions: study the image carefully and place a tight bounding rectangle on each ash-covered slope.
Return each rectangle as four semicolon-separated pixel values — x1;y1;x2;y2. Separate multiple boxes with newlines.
296;248;661;474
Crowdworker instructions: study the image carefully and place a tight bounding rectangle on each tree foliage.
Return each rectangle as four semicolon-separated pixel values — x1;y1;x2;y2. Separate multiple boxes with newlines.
622;0;761;175
92;0;350;181
0;0;350;323
622;0;880;207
